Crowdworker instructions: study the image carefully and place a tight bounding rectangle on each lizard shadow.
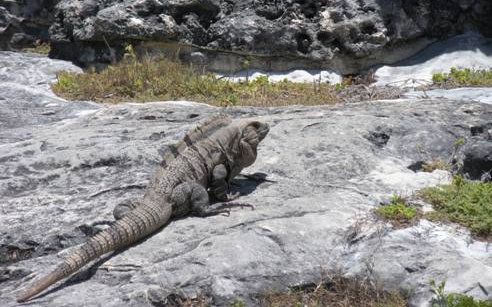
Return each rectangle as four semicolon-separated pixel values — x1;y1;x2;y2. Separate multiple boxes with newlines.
31;172;272;300
225;172;272;198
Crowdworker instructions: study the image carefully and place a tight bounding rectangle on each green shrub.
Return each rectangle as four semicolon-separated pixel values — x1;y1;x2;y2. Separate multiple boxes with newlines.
420;176;492;238
430;280;492;307
443;294;492;307
432;67;492;87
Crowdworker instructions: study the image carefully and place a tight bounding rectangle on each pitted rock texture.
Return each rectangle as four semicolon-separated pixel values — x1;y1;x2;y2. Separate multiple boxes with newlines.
1;52;492;307
45;0;492;72
0;0;59;49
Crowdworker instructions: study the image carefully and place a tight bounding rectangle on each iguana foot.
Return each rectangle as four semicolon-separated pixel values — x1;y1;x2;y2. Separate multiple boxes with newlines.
220;202;255;210
197;208;231;217
197;202;254;217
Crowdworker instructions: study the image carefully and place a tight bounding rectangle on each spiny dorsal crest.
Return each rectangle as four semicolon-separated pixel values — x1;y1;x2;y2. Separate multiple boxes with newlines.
161;114;232;167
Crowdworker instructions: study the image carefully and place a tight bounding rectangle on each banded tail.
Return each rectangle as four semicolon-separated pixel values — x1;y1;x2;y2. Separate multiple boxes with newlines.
17;201;172;302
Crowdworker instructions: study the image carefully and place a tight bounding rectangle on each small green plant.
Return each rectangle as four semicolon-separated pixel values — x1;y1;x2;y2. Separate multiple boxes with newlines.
450;67;471;84
123;44;137;60
56;73;75;90
20;40;51;55
430;279;448;307
230;299;246;307
375;195;419;227
241;59;250;68
432;73;446;83
420;176;492;239
430;279;492;307
453;137;465;148
334;82;346;91
432;67;492;87
224;93;238;106
241;59;251;83
254;75;269;84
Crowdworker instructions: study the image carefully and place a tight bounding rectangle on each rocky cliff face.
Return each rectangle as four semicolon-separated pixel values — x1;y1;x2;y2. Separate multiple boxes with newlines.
2;0;492;73
1;52;491;307
45;0;492;72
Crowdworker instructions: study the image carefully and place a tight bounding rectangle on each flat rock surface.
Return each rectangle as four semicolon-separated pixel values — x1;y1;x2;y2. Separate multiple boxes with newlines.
1;53;491;307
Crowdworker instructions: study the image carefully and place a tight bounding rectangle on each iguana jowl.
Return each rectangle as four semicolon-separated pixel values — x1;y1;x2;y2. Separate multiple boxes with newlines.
16;115;269;302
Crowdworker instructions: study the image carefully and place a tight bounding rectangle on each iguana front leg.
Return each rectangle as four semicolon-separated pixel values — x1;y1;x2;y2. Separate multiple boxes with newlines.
171;181;253;217
170;182;230;217
209;164;240;201
209;164;254;212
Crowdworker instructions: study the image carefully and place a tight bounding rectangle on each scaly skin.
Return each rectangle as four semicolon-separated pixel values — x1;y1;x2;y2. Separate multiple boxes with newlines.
16;117;269;302
16;201;172;303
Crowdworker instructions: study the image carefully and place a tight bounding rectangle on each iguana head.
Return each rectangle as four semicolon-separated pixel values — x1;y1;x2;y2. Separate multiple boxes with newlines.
238;120;269;155
228;120;269;178
205;118;268;180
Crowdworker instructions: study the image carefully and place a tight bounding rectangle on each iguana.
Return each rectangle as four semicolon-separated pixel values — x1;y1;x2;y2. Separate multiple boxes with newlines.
16;115;269;302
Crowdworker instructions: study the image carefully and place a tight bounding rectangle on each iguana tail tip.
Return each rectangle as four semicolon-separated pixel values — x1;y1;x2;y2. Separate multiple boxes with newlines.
16;272;60;303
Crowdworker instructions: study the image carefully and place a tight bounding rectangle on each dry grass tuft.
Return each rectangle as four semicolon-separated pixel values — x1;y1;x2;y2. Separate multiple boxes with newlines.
421;160;450;172
262;276;407;307
162;276;408;307
159;293;211;307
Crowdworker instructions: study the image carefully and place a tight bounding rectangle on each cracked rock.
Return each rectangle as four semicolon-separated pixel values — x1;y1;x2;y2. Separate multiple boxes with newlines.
0;52;491;306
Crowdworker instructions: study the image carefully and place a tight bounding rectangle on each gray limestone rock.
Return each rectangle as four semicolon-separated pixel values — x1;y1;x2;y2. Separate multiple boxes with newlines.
0;52;491;306
0;0;59;49
0;51;98;139
43;0;492;72
3;0;492;74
